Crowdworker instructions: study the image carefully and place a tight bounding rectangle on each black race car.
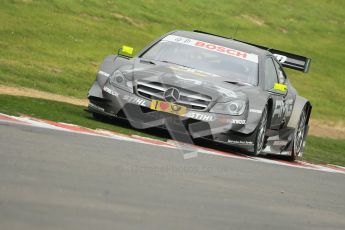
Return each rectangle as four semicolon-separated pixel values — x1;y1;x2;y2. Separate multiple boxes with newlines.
87;30;312;161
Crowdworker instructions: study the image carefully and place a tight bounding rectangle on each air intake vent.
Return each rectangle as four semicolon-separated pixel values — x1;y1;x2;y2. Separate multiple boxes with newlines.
136;80;212;111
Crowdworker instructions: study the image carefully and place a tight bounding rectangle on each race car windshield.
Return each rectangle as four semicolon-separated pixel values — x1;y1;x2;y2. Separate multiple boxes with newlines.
141;37;259;85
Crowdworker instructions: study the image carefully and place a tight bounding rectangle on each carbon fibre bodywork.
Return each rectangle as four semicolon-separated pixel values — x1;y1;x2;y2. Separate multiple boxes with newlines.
87;30;312;158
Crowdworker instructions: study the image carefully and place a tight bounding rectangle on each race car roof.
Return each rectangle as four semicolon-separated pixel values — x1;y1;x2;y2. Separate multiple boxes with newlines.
171;30;311;73
172;30;269;58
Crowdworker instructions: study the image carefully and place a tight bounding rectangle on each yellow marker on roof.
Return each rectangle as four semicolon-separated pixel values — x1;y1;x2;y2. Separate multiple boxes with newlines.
122;45;133;55
274;83;287;92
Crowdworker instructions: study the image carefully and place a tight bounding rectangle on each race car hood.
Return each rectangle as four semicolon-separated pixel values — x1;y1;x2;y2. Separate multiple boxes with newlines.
126;59;251;102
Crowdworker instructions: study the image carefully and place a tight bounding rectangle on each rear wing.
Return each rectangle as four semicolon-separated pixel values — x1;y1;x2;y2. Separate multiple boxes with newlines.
193;30;312;73
234;41;311;73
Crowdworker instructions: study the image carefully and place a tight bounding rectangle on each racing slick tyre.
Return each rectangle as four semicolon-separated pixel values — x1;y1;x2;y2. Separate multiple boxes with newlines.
288;107;307;161
253;106;268;156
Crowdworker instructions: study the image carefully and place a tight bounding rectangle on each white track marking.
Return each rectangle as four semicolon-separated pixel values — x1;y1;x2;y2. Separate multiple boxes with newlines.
0;113;344;174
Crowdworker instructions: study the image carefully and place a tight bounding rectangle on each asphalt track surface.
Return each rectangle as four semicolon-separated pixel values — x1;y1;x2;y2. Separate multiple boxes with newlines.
0;121;344;230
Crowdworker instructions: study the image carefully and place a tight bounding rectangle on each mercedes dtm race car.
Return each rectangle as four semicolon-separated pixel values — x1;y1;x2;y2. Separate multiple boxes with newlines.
87;30;312;161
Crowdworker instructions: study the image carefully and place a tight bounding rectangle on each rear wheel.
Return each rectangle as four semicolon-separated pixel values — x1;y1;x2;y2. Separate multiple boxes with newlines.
288;108;307;161
253;106;268;156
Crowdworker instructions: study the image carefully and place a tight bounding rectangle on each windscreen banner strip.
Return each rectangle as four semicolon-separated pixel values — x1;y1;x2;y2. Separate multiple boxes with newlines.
162;35;259;63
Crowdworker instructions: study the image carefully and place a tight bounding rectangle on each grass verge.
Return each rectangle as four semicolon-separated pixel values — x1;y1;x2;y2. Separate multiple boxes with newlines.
0;94;165;140
0;95;344;166
303;137;345;166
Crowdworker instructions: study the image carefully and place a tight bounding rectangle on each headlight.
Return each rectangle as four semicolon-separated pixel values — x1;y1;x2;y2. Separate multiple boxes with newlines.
109;70;133;93
210;100;246;115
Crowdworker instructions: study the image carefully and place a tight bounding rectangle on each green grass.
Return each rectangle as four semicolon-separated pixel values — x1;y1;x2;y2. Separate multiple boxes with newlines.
303;136;345;166
0;0;345;121
1;95;344;166
0;94;165;140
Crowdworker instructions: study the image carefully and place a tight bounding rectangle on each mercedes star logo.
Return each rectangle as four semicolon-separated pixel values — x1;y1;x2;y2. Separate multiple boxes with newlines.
164;87;180;103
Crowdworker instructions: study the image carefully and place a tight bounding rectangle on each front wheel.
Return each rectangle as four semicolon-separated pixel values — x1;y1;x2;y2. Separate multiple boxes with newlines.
288;108;307;161
253;106;268;156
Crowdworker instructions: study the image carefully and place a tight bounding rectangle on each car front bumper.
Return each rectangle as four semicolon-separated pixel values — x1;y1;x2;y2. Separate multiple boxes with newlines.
87;81;257;148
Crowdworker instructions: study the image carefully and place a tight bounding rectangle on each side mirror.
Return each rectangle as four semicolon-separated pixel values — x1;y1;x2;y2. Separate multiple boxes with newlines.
118;45;134;57
269;83;288;95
